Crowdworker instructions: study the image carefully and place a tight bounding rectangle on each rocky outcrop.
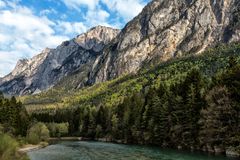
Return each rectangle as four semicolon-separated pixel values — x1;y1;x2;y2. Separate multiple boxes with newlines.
75;26;120;52
90;0;240;84
0;26;119;95
1;0;240;95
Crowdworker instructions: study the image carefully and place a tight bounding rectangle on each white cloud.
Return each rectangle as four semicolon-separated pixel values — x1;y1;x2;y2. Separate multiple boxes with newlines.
62;0;99;10
85;8;110;26
0;33;10;43
0;10;54;35
0;51;25;77
0;8;68;50
40;8;57;16
101;0;145;22
0;0;6;8
0;4;69;77
56;21;87;35
60;0;114;29
61;0;147;26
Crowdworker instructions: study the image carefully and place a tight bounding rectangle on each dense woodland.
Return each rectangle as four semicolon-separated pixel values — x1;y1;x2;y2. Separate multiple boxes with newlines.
0;93;29;160
0;93;29;136
31;60;240;151
29;44;240;154
1;43;240;158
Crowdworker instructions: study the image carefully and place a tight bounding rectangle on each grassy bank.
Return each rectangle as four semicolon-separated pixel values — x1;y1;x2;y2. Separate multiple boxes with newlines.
0;133;29;160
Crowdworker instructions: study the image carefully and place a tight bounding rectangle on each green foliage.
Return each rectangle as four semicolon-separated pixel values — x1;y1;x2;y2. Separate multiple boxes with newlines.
0;133;18;160
0;94;30;159
46;123;69;137
0;132;29;160
0;95;29;136
22;43;240;113
27;122;50;144
22;43;240;152
199;86;238;147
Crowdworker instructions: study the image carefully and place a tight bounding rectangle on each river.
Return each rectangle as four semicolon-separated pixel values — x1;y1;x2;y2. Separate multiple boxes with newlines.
28;141;238;160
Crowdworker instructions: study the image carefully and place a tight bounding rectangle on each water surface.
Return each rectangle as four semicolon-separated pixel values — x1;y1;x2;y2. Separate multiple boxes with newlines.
28;141;238;160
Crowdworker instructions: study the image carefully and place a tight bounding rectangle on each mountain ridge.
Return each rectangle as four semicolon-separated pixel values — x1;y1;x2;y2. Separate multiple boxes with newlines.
0;26;120;95
1;0;240;95
90;0;240;84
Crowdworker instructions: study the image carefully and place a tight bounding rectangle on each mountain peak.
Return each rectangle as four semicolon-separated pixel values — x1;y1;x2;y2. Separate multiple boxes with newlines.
1;0;240;95
75;26;120;52
0;25;119;95
15;58;29;68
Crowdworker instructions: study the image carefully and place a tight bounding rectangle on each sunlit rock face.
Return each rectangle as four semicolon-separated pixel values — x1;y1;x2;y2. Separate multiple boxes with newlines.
0;26;119;95
1;0;240;95
91;0;240;83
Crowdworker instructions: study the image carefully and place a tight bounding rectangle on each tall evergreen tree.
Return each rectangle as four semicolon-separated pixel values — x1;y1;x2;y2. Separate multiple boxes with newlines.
199;86;237;147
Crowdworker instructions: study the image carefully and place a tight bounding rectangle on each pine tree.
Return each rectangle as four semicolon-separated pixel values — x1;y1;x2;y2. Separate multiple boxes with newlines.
96;105;107;133
111;114;119;140
87;107;97;138
199;86;237;147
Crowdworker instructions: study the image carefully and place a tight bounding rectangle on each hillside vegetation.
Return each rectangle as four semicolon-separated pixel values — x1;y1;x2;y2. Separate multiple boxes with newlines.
0;93;30;160
22;43;240;113
19;43;240;156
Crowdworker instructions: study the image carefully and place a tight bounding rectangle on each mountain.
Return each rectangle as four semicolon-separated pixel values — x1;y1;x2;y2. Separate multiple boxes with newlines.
22;43;240;111
0;26;120;95
1;0;240;95
90;0;240;83
22;43;240;154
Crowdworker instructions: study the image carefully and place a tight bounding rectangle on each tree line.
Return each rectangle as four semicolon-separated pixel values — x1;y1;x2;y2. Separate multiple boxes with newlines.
32;57;240;153
0;94;29;136
0;93;30;160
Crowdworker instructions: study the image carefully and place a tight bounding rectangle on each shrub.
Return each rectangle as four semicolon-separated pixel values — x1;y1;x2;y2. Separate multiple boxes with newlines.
0;133;29;160
46;123;69;137
0;133;18;159
27;122;50;144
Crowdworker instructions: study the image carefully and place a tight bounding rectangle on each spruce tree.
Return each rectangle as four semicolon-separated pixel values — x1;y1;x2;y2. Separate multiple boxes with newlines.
199;86;237;147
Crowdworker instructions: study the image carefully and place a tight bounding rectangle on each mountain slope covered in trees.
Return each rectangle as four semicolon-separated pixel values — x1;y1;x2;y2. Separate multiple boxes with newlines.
19;43;240;156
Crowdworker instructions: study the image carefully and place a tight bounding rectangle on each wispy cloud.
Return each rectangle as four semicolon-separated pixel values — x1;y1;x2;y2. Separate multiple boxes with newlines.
62;0;99;10
39;8;57;16
101;0;146;22
0;2;68;76
56;21;87;35
61;0;147;25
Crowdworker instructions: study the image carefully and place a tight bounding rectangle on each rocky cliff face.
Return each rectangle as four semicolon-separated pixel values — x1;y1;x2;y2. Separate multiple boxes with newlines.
1;0;239;95
90;0;240;83
0;26;119;95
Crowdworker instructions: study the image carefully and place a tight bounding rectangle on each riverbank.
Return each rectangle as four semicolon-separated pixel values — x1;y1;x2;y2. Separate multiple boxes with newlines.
18;137;83;154
49;137;83;141
18;142;48;153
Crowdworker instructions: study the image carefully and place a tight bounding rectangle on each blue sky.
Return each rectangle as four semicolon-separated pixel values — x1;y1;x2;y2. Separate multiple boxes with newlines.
0;0;150;77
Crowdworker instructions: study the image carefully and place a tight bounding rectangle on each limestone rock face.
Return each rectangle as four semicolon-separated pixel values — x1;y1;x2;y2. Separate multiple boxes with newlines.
75;26;120;52
0;26;120;95
91;0;240;83
1;0;240;95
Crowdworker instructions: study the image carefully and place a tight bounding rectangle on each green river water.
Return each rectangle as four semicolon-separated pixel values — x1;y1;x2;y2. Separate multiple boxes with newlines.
28;141;239;160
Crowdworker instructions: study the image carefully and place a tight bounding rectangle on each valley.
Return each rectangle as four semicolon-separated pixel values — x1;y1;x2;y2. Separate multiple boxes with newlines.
0;0;240;159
